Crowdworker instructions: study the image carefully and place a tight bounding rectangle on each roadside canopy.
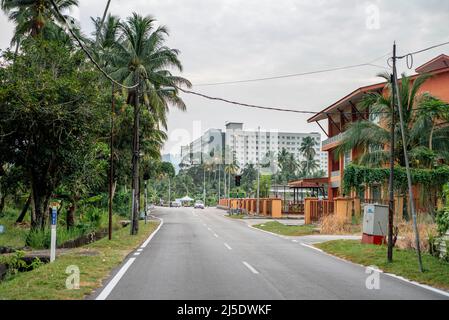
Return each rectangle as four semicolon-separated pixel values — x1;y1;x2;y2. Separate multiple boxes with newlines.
179;196;194;202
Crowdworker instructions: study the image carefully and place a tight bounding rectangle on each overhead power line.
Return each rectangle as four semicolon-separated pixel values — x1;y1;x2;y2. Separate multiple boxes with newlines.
178;87;448;116
193;52;391;87
398;40;449;59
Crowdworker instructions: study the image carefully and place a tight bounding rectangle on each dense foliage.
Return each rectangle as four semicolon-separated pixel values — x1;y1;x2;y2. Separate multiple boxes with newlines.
343;164;449;194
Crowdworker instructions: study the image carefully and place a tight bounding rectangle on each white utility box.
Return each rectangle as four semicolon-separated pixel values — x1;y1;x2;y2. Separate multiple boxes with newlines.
363;204;388;236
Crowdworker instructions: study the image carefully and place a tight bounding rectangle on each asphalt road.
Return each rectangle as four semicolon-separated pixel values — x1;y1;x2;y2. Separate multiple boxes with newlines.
95;206;449;300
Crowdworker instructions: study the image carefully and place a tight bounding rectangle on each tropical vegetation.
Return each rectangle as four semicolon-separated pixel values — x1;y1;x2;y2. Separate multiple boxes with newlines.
0;0;189;248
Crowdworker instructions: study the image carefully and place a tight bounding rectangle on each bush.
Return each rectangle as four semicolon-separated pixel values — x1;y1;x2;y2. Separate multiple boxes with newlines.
435;209;449;235
320;214;356;235
25;227;88;249
395;216;438;253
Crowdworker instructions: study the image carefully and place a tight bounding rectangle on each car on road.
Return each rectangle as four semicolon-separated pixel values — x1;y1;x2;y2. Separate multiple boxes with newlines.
171;201;182;207
194;200;205;209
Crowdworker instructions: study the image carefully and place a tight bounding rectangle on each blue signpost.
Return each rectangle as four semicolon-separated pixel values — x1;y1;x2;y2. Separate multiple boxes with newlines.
50;206;57;262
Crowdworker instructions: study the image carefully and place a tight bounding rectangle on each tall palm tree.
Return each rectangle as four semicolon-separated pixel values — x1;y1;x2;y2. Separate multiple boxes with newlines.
90;14;121;66
299;136;318;160
109;13;191;128
300;158;320;178
1;0;79;50
337;72;449;168
107;13;190;234
277;148;298;183
299;136;319;177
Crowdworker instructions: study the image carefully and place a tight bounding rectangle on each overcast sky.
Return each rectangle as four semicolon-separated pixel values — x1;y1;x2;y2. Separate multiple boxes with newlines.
1;0;449;155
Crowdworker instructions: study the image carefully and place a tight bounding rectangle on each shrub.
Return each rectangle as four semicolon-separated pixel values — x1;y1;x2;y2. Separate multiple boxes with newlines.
395;216;438;253
435;209;449;235
320;214;355;235
25;227;89;249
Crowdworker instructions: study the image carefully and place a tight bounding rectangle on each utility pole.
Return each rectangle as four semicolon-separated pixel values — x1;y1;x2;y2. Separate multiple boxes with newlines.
168;176;171;207
202;136;206;205
108;82;115;240
256;126;261;215
131;74;140;235
388;70;396;262
392;42;424;272
218;162;221;202
144;179;148;224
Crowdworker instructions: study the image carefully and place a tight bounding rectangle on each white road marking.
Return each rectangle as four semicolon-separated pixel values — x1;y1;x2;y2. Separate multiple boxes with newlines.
224;243;232;250
207;227;212;231
96;215;164;300
292;240;299;243
141;216;164;248
96;258;136;300
242;261;259;274
137;249;143;252
300;242;324;252
382;272;449;298
213;233;219;238
133;252;141;256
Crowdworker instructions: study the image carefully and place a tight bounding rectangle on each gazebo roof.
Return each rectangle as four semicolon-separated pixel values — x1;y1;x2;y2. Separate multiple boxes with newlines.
288;177;329;189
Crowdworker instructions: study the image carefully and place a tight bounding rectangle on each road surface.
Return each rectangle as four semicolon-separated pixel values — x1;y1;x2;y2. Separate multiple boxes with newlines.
94;206;449;300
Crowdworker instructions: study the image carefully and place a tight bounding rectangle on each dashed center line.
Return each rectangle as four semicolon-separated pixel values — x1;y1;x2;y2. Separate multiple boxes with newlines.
292;240;298;243
224;243;232;250
242;261;259;274
213;233;219;238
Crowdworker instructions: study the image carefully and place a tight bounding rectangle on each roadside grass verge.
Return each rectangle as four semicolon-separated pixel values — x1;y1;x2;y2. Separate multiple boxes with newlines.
253;221;318;236
226;214;246;220
316;240;449;291
0;220;159;300
0;208;28;249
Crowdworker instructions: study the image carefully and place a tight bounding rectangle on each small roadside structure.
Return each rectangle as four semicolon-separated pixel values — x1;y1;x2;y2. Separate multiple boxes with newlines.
178;196;194;206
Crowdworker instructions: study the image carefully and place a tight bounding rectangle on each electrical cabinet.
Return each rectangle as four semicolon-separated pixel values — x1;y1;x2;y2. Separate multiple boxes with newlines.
363;204;388;236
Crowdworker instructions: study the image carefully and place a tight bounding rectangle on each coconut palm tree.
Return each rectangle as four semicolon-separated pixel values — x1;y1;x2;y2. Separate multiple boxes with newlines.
299;136;318;160
336;72;449;168
90;14;121;66
109;13;191;128
1;0;79;51
106;13;190;234
277;148;298;183
300;158;320;178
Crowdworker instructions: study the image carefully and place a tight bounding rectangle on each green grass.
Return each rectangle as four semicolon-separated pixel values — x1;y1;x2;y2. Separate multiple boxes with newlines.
0;220;159;300
254;221;318;236
316;240;449;291
0;208;29;249
226;214;246;220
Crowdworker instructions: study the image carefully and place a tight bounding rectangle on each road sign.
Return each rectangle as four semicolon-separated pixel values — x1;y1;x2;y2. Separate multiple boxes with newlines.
50;206;57;263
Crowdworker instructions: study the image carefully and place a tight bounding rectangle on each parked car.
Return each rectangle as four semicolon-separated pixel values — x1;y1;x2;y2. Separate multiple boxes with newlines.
171;201;182;208
194;200;205;209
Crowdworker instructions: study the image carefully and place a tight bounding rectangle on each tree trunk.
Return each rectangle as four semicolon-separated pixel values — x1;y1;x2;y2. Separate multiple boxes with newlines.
0;193;6;216
66;201;76;230
16;195;31;223
30;180;51;231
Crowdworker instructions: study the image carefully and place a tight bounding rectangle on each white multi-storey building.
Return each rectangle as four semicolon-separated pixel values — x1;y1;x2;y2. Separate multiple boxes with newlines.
180;129;225;167
224;122;326;173
180;122;328;174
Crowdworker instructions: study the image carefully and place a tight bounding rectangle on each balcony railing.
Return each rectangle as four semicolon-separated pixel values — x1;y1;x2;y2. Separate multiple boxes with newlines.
323;132;346;148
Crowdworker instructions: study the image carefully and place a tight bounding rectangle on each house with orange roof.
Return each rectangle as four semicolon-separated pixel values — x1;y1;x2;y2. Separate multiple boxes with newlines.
308;54;449;202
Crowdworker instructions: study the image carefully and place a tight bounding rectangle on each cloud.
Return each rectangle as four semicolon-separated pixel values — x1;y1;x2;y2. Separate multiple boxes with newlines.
1;0;448;154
